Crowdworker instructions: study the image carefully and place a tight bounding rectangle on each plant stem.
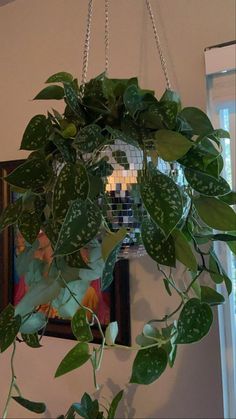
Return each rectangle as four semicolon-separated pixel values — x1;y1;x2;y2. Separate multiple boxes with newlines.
148;300;184;324
2;341;17;419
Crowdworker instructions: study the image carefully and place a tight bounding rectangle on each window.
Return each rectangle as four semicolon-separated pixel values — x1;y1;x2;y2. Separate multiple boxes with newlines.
205;42;236;419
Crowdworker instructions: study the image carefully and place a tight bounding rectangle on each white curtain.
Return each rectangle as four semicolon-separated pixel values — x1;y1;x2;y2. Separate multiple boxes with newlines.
206;44;236;419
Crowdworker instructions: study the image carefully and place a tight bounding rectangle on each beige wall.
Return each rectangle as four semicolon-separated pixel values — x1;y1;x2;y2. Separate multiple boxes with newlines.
0;0;235;417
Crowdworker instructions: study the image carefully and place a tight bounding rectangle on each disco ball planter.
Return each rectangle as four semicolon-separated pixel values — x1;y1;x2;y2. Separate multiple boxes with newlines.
1;70;236;418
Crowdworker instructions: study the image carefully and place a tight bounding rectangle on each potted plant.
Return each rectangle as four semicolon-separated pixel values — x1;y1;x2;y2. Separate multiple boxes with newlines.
0;71;235;418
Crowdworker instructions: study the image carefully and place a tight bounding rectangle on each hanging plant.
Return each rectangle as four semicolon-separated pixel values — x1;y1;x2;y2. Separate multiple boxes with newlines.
0;69;235;417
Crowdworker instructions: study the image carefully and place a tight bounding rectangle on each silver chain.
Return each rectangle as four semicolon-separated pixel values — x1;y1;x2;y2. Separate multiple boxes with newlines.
145;0;171;89
104;0;109;74
81;0;93;92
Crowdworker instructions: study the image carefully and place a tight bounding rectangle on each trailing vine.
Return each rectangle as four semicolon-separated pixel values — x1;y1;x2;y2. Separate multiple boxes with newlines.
0;71;235;417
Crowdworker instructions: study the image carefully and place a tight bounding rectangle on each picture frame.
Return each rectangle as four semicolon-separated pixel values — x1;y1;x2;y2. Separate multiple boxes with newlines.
0;160;131;346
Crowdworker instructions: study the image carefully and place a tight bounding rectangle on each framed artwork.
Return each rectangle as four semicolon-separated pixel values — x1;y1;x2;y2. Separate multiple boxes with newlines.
0;160;131;346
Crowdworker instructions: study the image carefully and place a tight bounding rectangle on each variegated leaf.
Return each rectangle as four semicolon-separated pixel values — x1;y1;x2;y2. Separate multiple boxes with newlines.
18;211;41;244
20;115;51;150
140;170;183;236
175;299;213;344
54;199;102;256
185;168;230;196
0;197;22;232
53;163;89;220
0;304;21;352
141;217;176;267
5;158;52;191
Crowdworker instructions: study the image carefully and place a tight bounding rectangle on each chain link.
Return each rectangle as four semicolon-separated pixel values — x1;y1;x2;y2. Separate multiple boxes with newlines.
104;0;109;74
81;0;93;94
145;0;171;89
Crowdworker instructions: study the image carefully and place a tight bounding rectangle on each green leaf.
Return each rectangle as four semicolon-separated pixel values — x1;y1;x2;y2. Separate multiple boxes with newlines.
101;243;120;290
209;252;232;295
20;312;46;334
200;286;225;306
185;168;230;196
64;83;81;114
5;158;52;191
160;89;181;111
130;346;168;384
194;196;236;231
101;227;127;261
112;150;129;170
18;211;40;244
105;321;118;346
65;249;91;269
140;170;183;236
52;135;76;164
20;115;51;150
71;309;93;342
61;123;77;138
141;217;175;267
107;390;124;419
0;305;21;352
75;124;106;153
21;333;42;348
34;85;64;100
0;198;22;232
105;126;140;148
180;107;213;135
53;163;89;220
12;397;46;414
219;191;236;205
209;253;224;284
172;229;198;271
55;342;90;378
227;240;236;255
73;393;99;419
153;130;192;161
123;84;151;118
46;72;73;84
175;298;213;344
157;101;179;129
54;199;102;256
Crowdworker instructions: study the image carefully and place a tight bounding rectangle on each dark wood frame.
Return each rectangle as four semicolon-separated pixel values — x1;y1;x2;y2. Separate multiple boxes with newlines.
0;160;131;346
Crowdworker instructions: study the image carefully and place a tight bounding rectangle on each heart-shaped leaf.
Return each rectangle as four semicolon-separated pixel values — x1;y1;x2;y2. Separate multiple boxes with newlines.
21;333;42;348
194;196;236;231
180;107;213;135
34;85;64;100
175;298;213;344
185;168;230;196
219;191;236;205
140;170;183;236
101;243;120;290
71;309;93;342
141;217;175;267
200;286;225;306
0;197;22;232
12;397;46;414
20;115;51;150
172;229;197;271
53;163;89;220
153;130;192;161
0;305;21;352
5;158;52;191
55;342;90;378
130;346;168;384
18;211;40;244
75;124;106;153
64;83;81;114
46;72;73;84
54;199;102;256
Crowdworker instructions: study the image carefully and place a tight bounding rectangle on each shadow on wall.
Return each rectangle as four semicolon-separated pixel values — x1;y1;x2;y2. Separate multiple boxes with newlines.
0;0;15;6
